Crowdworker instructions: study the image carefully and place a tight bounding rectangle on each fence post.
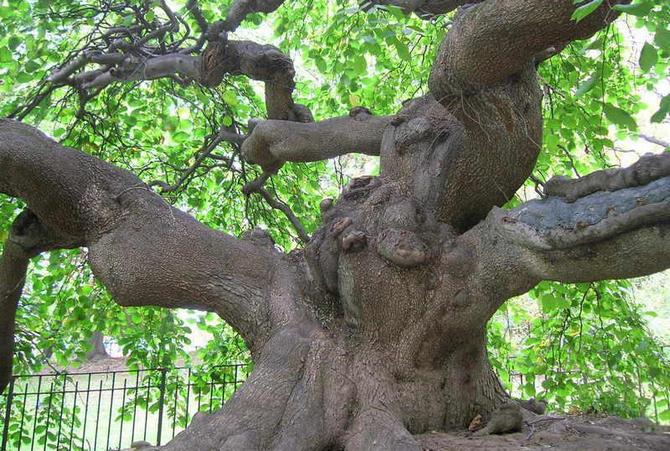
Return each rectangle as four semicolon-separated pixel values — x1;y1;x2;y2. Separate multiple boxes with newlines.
156;369;167;446
1;377;15;451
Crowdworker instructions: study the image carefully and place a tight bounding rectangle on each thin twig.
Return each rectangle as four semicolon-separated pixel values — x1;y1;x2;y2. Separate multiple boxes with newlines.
639;134;669;149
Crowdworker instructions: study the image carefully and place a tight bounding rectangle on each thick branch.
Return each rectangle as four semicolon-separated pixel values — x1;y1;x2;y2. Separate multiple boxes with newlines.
543;153;670;202
223;0;286;31
0;210;81;392
429;0;628;97
241;110;392;171
0;120;279;350
68;38;311;122
43;0;309;123
201;39;312;121
366;0;483;18
80;53;201;89
0;241;26;393
485;155;670;285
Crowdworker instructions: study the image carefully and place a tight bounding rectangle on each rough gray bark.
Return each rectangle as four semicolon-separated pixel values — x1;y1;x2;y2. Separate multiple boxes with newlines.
241;110;392;171
0;210;81;392
364;0;484;18
2;1;669;450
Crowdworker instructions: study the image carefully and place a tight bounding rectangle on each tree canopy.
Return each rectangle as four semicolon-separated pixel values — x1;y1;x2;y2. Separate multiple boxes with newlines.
0;0;669;443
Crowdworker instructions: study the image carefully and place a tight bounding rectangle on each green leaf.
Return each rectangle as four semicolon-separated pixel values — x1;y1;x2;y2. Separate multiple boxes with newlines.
16;72;34;83
571;0;604;23
222;90;238;106
0;46;12;63
351;54;367;75
575;73;599;97
7;36;21;51
603;103;637;130
612;1;654;17
651;95;670;123
654;29;670;52
393;40;411;61
639;42;657;72
541;295;570;313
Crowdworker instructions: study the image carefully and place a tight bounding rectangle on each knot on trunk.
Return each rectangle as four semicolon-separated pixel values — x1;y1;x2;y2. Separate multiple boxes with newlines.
442;242;474;277
349;106;373;120
343;176;379;201
201;40;237;87
377;228;428;267
9;210;80;257
320;198;334;216
288;103;314;123
341;229;367;252
394;116;433;153
242;227;276;248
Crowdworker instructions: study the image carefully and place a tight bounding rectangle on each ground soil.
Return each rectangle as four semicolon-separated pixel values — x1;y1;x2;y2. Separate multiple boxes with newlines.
416;415;670;450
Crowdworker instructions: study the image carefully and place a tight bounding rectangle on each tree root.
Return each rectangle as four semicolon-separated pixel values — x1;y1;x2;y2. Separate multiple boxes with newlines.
344;408;422;451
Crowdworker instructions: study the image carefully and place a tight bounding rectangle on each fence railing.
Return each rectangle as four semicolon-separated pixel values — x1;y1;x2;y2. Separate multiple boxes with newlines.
0;364;251;451
3;363;667;449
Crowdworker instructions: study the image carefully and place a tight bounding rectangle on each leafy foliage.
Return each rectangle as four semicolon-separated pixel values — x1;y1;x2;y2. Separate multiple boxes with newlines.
0;0;668;426
489;281;670;423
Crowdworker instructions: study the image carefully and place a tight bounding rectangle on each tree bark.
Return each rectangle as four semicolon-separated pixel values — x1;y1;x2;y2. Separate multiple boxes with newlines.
3;115;668;449
2;1;669;449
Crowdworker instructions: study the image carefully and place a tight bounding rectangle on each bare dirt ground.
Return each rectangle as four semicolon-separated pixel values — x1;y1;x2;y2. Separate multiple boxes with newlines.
37;355;129;375
416;415;670;450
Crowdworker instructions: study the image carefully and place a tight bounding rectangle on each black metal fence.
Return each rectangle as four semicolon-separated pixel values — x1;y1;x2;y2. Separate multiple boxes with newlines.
0;364;251;451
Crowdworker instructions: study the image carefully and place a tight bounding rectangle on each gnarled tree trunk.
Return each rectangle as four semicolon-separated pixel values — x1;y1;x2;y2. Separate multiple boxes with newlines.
2;0;669;450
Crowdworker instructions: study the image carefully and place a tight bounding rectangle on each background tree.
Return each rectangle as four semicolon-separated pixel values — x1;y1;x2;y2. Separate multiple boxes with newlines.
1;0;669;449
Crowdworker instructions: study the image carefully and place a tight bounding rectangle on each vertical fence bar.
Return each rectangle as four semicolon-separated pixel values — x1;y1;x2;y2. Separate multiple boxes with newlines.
196;374;203;414
221;372;226;407
119;379;127;450
18;382;28;451
171;380;179;439
143;371;150;442
42;381;54;451
81;373;92;451
30;375;42;451
68;382;78;451
185;368;191;426
156;369;167;446
1;377;15;451
93;380;103;451
55;377;67;450
131;371;140;443
105;372;117;450
208;375;215;413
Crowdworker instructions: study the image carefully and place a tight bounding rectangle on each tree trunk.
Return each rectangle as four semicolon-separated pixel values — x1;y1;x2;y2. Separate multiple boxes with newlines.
85;331;110;361
2;1;669;449
164;325;507;450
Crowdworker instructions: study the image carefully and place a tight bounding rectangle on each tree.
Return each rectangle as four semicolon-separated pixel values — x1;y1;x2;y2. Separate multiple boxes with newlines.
1;0;669;449
85;331;110;360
